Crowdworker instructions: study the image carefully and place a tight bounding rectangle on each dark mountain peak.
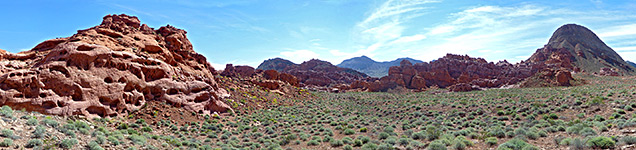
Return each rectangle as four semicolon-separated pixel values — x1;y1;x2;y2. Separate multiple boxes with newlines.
548;24;609;52
529;24;635;75
337;56;423;77
257;57;296;71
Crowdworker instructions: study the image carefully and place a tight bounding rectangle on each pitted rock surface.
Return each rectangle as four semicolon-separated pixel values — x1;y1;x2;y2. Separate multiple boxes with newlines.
0;14;231;118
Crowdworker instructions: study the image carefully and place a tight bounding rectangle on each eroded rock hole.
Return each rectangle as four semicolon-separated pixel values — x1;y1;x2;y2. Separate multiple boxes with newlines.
86;106;106;117
167;89;178;95
118;77;127;83
104;77;113;83
42;101;57;109
77;45;94;51
39;93;47;98
49;66;70;77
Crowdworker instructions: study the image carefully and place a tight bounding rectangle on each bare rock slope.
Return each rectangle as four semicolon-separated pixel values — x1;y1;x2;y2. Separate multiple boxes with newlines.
0;14;231;118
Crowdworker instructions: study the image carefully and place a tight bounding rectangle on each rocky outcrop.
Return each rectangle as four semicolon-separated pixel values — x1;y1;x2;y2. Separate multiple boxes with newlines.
0;14;231;118
358;54;533;92
221;64;256;78
597;67;620;76
256;58;370;88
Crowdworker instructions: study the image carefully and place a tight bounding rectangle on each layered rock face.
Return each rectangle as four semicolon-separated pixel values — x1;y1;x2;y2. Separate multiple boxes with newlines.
258;58;370;87
0;14;231;118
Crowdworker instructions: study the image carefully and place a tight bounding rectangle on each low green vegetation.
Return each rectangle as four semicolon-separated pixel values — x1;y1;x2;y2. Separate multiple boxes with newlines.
0;75;634;149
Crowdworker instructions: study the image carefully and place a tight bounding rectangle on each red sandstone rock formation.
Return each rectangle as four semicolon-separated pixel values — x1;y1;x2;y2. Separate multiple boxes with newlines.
359;54;533;92
0;14;231;118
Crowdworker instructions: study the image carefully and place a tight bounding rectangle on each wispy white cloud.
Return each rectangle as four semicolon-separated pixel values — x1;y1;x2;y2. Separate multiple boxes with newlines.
280;49;320;64
597;24;636;38
350;0;439;61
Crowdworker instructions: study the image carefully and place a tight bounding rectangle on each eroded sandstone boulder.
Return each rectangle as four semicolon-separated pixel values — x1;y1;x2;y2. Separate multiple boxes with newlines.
0;14;231;118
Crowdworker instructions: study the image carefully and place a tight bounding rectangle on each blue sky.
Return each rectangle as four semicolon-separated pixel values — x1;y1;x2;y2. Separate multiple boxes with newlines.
1;0;636;69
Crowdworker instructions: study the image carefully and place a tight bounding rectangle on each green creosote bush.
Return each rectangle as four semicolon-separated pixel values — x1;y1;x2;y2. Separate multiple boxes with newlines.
59;138;78;149
361;143;378;150
587;136;615;149
26;117;38;126
88;141;105;150
25;139;43;148
33;125;46;138
330;139;344;147
0;106;13;118
621;136;636;145
307;140;320;146
344;129;355;135
427;140;447;150
486;137;498;146
0;139;12;147
497;138;536;150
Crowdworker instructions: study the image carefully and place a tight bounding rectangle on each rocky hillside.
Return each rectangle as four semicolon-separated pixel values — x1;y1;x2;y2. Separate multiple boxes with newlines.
337;56;423;77
0;14;231;118
526;24;635;75
257;58;370;87
256;58;295;71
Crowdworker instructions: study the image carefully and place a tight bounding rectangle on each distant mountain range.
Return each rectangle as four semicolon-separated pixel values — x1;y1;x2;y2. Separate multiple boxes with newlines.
336;56;423;77
628;61;636;68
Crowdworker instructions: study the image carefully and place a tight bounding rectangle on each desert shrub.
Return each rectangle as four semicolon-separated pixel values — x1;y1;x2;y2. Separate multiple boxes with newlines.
487;127;506;138
453;140;466;150
307;140;320;146
362;143;378;150
0;129;13;138
378;143;393;149
379;132;390;140
412;131;427;140
33;125;46;138
344;129;355;135
525;130;539;140
497;138;536;150
354;139;363;147
26;117;38;126
569;138;586;149
41;118;59;127
88;141;104;150
129;134;147;145
59;138;78;149
486;137;498;146
25;139;43;148
342;137;353;144
578;127;597;137
621;136;636;145
0;139;12;147
343;145;353;150
587;136;615;149
360;127;368;132
399;137;410;146
427;140;447;150
0;106;13;118
330;139;344;147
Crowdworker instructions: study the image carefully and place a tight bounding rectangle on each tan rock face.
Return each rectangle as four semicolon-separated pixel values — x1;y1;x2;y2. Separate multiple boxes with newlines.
0;14;231;118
